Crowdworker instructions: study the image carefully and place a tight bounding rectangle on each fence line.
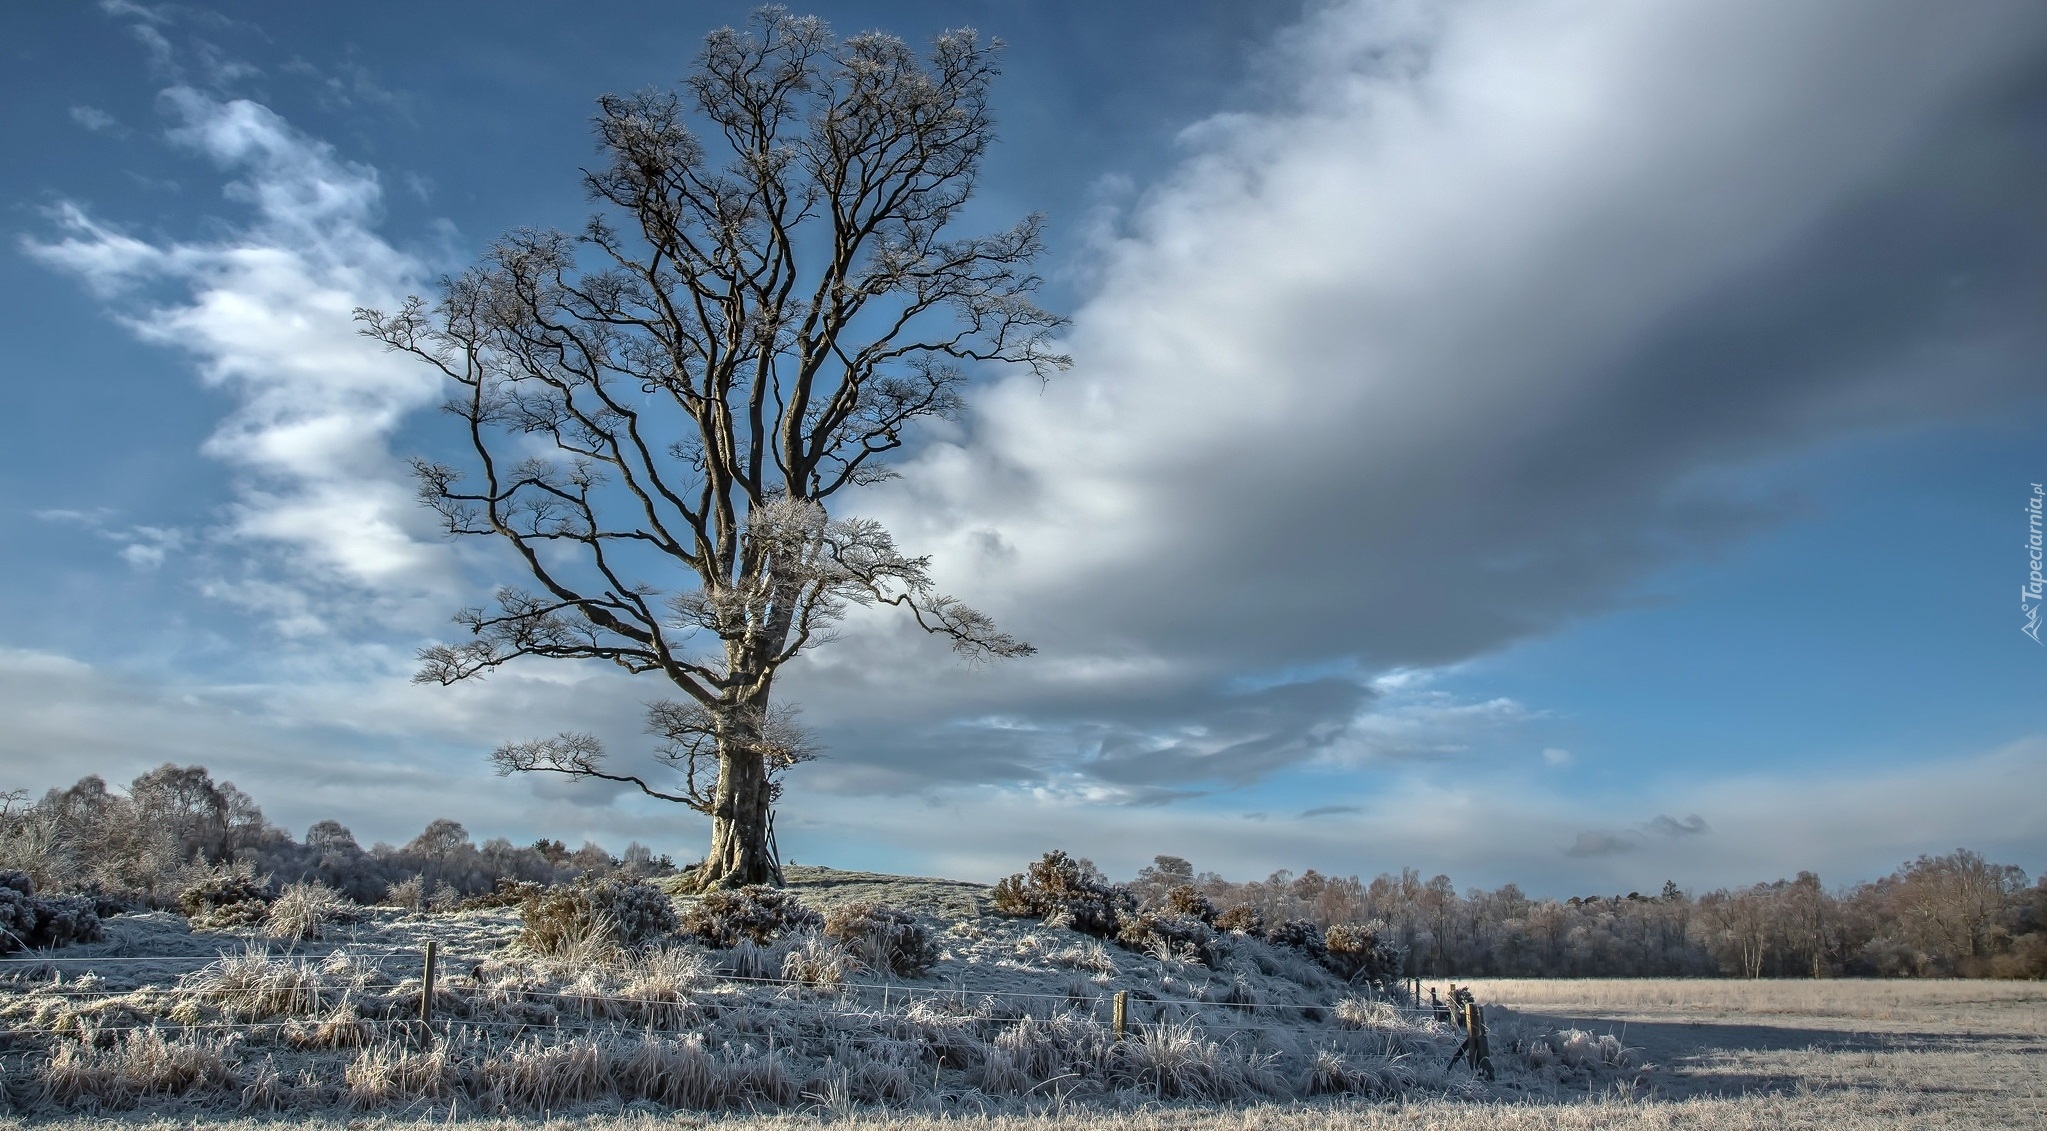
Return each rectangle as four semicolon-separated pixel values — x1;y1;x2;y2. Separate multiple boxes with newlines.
0;952;1438;1015
0;952;1454;1049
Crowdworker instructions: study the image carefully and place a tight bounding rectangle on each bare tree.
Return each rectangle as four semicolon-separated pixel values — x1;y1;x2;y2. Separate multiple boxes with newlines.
360;10;1065;890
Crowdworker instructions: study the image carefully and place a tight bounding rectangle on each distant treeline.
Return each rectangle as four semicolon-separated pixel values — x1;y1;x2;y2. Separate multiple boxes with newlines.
3;764;2041;978
1123;852;2047;980
0;765;673;911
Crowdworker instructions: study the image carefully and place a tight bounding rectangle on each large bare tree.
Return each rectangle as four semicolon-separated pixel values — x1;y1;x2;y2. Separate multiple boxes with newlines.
359;10;1065;890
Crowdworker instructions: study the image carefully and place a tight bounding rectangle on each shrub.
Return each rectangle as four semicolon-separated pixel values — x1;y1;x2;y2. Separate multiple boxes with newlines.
1161;884;1217;923
989;851;1135;938
458;878;544;911
520;877;680;956
677;885;821;949
1213;904;1265;934
1323;921;1403;984
1263;918;1327;960
822;902;938;976
177;861;274;931
385;875;425;912
1114;908;1219;964
0;871;103;953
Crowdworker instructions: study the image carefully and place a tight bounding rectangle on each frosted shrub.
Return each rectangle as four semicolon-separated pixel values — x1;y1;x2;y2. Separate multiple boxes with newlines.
678;884;820;948
178;861;273;930
520;876;679;956
991;850;1135;938
0;870;102;953
1114;908;1219;965
822;901;938;976
1323;921;1403;984
385;875;425;912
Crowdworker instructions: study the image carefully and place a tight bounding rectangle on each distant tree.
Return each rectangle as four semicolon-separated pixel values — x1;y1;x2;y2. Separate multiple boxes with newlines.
1884;849;2030;974
362;8;1063;890
305;820;360;855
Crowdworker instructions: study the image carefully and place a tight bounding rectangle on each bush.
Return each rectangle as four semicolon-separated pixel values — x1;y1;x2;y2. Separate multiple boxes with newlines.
677;885;821;949
1114;908;1218;964
1322;921;1403;984
989;851;1135;938
1161;884;1217;923
178;861;274;930
1213;904;1265;934
822;902;938;976
458;878;544;911
0;870;103;953
520;877;680;956
1263;918;1327;960
386;875;426;912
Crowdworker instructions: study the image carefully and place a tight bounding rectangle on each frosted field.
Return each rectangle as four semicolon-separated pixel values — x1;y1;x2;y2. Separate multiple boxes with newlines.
2;870;2041;1128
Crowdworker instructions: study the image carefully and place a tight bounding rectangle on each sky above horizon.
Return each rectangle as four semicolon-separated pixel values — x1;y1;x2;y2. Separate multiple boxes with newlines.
4;0;2045;897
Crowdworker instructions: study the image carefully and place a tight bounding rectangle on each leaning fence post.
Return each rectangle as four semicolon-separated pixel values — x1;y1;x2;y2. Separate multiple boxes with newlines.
1466;1002;1494;1081
1112;990;1128;1041
419;940;439;1027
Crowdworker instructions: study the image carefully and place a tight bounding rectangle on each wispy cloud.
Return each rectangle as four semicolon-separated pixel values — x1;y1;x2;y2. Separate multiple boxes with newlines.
1299;805;1361;819
69;106;121;134
26;86;454;635
34;508;188;572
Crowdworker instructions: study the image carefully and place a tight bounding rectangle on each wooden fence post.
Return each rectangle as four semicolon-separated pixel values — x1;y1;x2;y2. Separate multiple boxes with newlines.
1466;1002;1494;1081
1112;990;1128;1042
419;940;439;1027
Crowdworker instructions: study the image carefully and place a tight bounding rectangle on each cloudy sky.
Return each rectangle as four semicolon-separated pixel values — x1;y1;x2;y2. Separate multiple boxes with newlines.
4;0;2044;895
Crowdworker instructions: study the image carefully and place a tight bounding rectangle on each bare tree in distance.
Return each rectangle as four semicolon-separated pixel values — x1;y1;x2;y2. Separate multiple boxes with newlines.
359;9;1066;890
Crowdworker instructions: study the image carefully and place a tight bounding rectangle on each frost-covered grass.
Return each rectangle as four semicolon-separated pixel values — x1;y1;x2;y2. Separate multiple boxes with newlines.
5;868;2031;1123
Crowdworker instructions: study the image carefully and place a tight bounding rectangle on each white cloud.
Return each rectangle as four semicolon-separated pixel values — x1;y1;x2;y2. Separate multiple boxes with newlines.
1542;747;1574;769
69;106;120;134
776;736;2047;891
26;87;455;634
783;0;2047;798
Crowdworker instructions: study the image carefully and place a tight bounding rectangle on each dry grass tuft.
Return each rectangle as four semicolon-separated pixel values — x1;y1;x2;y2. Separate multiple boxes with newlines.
343;1039;455;1107
39;1027;236;1109
183;946;322;1019
263;880;354;941
781;933;859;989
1333;996;1401;1029
472;1035;612;1111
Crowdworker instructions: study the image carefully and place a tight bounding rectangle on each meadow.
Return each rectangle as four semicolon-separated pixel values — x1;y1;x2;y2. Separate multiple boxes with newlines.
2;869;2040;1127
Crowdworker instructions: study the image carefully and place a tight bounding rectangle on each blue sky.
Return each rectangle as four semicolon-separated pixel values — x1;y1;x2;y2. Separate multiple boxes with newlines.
3;0;2044;895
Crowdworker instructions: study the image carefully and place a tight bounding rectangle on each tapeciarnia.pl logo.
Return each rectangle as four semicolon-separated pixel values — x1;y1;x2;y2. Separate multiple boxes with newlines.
2026;483;2044;644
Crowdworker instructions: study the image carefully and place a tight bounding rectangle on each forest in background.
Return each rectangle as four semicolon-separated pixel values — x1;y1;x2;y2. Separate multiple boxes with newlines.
4;763;2041;979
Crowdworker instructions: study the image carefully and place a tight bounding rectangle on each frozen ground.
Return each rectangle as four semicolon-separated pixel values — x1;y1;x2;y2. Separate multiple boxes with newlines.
1;869;2036;1127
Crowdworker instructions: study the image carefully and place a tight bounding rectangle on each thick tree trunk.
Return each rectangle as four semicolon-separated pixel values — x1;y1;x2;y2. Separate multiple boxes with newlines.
691;694;782;890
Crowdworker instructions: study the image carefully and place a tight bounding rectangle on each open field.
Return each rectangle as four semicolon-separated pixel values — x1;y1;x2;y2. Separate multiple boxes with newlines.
1;873;2040;1127
1458;977;2047;1027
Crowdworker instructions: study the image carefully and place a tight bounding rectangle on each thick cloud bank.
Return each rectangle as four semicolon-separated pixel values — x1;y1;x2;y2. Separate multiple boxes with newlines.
792;0;2047;799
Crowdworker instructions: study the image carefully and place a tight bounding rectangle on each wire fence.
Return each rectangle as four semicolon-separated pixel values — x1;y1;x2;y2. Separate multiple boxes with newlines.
0;945;1468;1054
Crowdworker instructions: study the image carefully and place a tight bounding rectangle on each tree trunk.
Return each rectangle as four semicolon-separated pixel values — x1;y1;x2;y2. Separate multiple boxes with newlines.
691;696;782;891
